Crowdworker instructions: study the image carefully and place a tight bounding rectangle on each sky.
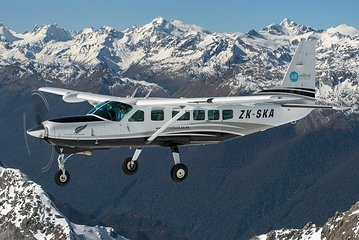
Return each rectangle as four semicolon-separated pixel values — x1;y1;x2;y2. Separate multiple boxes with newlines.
1;0;358;33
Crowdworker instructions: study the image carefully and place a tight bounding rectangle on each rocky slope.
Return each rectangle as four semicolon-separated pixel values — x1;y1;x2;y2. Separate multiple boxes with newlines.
0;166;127;240
0;17;358;108
252;200;359;240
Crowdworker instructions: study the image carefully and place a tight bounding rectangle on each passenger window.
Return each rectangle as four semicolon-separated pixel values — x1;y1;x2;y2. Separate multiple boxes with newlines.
222;110;233;120
208;110;219;120
193;110;205;120
172;111;190;121
129;110;144;122
151;109;164;121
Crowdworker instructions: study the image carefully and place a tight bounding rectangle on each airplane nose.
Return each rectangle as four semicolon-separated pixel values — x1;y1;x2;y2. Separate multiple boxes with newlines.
27;125;45;138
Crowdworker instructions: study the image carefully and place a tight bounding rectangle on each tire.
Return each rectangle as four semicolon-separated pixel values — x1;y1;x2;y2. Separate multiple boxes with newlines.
55;170;70;186
122;157;138;175
170;163;188;182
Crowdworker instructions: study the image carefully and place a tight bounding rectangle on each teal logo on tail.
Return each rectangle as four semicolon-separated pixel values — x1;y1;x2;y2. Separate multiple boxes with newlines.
289;71;299;82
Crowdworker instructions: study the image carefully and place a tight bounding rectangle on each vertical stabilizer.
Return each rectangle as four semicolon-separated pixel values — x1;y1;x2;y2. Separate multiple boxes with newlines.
282;39;316;90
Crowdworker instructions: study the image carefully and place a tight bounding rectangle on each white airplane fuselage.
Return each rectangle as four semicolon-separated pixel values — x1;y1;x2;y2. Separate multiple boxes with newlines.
42;95;313;150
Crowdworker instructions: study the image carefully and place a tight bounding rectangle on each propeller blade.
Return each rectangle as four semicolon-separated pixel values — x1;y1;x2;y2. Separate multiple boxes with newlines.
41;147;55;173
24;89;54;170
31;90;50;111
31;90;50;125
23;112;31;156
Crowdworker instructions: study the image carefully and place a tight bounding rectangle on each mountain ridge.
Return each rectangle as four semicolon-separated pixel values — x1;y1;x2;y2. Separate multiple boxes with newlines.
0;166;127;240
0;17;357;110
251;200;359;240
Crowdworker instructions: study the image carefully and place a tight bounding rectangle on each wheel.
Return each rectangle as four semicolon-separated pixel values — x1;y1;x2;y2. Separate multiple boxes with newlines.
122;157;138;175
170;163;188;182
55;170;70;186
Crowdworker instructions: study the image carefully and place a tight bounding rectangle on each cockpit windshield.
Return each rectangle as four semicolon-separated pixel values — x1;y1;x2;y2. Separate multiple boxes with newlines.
87;101;132;121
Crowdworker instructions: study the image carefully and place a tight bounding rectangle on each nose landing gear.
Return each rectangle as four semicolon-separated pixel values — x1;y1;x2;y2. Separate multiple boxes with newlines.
55;169;70;186
53;149;91;186
54;149;73;186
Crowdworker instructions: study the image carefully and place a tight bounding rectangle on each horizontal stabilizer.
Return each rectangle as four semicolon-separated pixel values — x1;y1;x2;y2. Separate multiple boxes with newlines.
281;104;351;110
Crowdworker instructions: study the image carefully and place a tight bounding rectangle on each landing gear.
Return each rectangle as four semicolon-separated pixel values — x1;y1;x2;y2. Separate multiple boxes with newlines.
54;149;74;187
122;148;141;175
122;146;188;182
170;146;188;182
55;170;70;186
122;157;138;175
171;163;188;182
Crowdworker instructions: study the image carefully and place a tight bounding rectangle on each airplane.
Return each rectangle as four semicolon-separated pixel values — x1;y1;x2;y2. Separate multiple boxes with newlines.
27;39;349;186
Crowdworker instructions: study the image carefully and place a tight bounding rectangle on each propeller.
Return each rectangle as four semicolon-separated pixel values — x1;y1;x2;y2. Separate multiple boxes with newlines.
23;90;55;172
32;90;50;124
23;112;31;156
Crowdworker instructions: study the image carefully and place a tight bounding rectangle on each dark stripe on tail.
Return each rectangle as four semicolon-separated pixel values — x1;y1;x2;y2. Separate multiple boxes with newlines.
257;88;315;98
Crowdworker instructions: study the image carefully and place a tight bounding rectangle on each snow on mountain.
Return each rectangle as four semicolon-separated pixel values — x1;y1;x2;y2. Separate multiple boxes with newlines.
33;25;124;71
115;16;219;73
251;200;359;240
259;18;320;39
0;23;21;42
0;17;358;110
0;167;127;240
108;77;168;97
110;77;165;91
22;24;72;43
327;24;359;37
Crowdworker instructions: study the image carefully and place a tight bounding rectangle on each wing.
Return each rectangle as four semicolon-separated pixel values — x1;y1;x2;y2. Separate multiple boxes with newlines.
40;87;350;111
40;87;299;107
39;87;120;106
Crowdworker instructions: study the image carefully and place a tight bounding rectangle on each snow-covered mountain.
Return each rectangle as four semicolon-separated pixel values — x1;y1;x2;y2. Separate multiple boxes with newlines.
0;23;20;42
251;200;359;240
0;17;358;109
0;166;127;240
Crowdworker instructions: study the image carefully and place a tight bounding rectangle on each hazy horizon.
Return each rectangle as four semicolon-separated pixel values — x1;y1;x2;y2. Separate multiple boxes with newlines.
1;0;358;33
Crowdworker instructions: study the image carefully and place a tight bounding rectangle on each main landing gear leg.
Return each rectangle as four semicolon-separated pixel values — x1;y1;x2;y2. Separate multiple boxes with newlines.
122;148;141;175
54;148;72;186
170;145;188;182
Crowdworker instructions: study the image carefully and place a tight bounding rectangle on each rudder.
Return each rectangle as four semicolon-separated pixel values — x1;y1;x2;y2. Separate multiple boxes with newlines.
282;39;316;90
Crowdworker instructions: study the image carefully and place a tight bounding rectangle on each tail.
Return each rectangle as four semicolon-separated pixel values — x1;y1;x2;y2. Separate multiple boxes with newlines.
256;39;316;99
281;39;316;90
257;39;351;111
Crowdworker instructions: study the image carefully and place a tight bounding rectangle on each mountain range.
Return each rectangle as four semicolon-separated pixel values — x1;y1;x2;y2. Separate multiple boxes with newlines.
0;17;359;240
0;17;358;109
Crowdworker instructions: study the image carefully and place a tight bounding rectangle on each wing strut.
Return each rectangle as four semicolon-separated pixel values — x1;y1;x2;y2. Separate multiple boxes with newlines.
131;88;138;98
146;106;192;144
144;89;152;98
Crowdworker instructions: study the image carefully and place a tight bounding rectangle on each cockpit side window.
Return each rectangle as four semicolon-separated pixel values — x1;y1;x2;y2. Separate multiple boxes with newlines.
129;110;144;122
87;101;132;121
87;101;109;115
